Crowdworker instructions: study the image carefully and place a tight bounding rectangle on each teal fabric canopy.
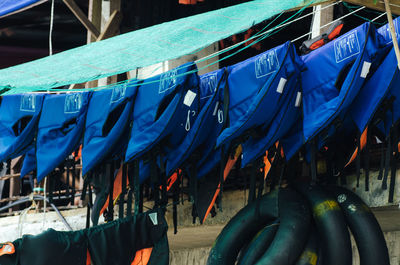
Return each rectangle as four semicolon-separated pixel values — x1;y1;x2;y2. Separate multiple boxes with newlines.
0;0;325;93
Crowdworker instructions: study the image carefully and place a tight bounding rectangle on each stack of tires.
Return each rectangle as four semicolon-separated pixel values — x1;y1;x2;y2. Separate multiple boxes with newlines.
207;186;389;265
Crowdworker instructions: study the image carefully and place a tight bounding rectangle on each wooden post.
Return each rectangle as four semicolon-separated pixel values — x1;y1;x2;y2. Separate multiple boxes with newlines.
384;0;400;69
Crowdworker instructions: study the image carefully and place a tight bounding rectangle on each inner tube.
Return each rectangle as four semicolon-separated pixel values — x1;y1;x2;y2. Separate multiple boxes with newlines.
296;184;352;265
327;186;390;265
237;221;279;265
295;225;319;265
207;190;279;265
254;188;311;265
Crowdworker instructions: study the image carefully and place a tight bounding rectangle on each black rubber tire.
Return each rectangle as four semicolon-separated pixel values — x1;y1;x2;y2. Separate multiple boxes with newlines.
295;224;319;265
254;188;311;265
327;186;390;265
207;190;279;265
237;221;279;265
296;184;352;265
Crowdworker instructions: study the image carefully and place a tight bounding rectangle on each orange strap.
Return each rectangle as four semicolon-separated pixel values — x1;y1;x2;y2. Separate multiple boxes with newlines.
0;243;15;256
345;127;368;168
309;23;343;51
100;163;129;216
202;145;242;223
72;145;82;162
131;248;153;265
179;0;197;4
86;249;91;265
159;170;181;192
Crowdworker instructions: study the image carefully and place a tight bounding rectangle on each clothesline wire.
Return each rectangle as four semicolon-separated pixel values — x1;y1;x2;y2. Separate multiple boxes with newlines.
291;5;366;43
196;0;342;64
35;0;385;94
42;0;327;92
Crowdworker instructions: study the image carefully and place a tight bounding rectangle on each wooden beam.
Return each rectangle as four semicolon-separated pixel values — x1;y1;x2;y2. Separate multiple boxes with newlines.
63;0;100;39
384;0;400;69
69;10;122;89
96;10;123;41
343;0;400;15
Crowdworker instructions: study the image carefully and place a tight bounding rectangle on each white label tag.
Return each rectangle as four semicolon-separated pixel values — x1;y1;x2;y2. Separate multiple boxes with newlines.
295;92;302;107
213;101;219;116
20;94;36;112
149;212;158;225
183;90;197;107
276;77;287;94
360;61;371;78
64;93;83;113
334;31;360;63
255;49;280;78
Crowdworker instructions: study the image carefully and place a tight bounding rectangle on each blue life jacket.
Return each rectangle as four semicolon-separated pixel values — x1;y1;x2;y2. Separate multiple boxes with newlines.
216;42;299;154
165;68;227;178
36;92;91;182
82;82;138;176
365;17;400;136
20;147;36;178
0;94;44;162
125;63;199;183
301;22;380;150
241;49;303;166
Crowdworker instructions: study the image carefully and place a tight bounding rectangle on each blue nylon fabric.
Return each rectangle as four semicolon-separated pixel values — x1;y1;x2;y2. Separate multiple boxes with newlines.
20;147;36;178
302;22;380;145
345;18;400;137
350;46;396;134
372;18;400;136
0;94;44;162
0;0;45;17
82;82;138;176
165;68;226;177
36;92;91;182
125;63;199;166
216;42;295;150
241;46;303;166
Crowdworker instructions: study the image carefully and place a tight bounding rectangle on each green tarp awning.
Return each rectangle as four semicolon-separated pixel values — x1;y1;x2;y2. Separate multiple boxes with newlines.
0;0;325;93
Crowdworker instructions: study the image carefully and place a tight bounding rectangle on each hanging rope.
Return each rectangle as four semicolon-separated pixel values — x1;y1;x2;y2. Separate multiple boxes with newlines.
49;0;55;56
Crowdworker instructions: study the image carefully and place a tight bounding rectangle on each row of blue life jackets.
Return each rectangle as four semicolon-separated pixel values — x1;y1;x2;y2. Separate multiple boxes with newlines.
0;19;399;183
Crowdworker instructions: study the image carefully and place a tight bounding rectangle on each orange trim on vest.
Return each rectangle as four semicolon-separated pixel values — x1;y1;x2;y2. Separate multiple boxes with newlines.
345;127;368;168
86;249;91;265
202;145;242;223
160;170;180;192
263;151;272;179
72;145;82;162
100;163;129;216
131;248;153;265
0;243;15;256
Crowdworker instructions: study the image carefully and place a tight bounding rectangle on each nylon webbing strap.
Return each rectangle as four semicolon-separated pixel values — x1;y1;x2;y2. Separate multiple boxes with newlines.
218;70;230;211
257;162;265;199
310;139;317;184
378;142;385;180
364;132;370;191
382;134;391;190
86;184;93;229
389;125;398;203
133;159;141;215
106;162;114;222
356;131;361;188
126;162;133;217
150;156;160;209
172;170;180;234
248;164;257;204
119;163;127;219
